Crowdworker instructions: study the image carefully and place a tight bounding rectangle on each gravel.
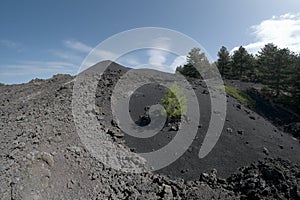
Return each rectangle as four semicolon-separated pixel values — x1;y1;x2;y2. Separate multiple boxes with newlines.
0;61;299;199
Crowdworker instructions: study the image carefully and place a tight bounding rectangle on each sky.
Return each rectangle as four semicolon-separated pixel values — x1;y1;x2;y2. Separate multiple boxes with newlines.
1;0;300;84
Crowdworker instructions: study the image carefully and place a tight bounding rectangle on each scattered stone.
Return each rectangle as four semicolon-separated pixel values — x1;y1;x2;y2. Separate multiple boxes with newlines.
111;119;118;127
202;89;209;94
249;115;256;120
48;135;62;143
180;169;189;174
236;104;241;109
1;63;300;200
209;169;218;185
67;146;82;156
237;130;244;135
137;114;151;126
91;172;98;180
226;127;233;133
144;106;150;111
41;152;54;166
226;158;299;200
263;147;269;155
16;115;25;121
162;184;173;199
32;139;40;145
244;109;251;114
169;124;179;131
67;179;75;189
53;135;62;143
284;122;300;140
200;173;209;182
217;178;227;184
107;127;124;138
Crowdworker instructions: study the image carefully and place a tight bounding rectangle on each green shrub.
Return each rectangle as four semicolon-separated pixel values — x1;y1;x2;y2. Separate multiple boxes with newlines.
161;82;187;121
218;85;255;107
0;83;4;87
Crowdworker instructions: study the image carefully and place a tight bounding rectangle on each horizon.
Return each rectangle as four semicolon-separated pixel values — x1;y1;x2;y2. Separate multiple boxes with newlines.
1;0;300;84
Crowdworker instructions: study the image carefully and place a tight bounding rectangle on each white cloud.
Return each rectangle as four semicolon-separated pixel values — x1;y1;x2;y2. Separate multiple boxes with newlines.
148;37;171;66
63;40;92;53
0;61;77;77
1;39;104;83
0;39;24;52
52;39;119;71
63;39;117;60
1;37;188;84
232;13;300;54
148;49;168;66
146;37;186;73
0;39;18;48
62;38;185;73
50;50;83;61
119;56;141;66
23;61;76;68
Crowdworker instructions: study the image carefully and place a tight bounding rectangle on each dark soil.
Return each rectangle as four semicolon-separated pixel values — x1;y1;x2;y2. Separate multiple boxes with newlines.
226;80;300;140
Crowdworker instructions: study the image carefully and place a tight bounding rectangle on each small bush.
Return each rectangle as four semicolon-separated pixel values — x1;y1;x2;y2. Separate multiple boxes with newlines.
218;85;255;107
161;82;187;122
0;83;5;87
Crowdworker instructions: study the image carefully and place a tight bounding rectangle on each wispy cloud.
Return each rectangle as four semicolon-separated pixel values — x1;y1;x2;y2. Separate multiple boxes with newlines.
118;56;141;66
0;39;24;52
61;39;118;70
0;60;78;84
50;49;83;61
145;37;186;73
0;61;77;76
1;38;187;84
0;39;18;48
0;40;80;81
148;37;171;66
0;39;93;83
58;38;184;73
63;40;93;53
63;39;117;59
232;13;300;54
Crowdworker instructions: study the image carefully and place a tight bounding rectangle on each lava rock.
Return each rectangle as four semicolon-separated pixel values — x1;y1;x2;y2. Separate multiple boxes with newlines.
137;115;151;126
41;152;54;167
263;147;270;155
227;127;233;133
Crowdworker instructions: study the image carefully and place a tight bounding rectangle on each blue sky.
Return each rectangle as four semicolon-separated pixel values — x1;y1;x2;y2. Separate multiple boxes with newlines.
1;0;300;84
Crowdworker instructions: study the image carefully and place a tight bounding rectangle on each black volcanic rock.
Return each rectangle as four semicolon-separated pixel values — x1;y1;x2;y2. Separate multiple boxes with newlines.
0;61;299;199
226;158;300;200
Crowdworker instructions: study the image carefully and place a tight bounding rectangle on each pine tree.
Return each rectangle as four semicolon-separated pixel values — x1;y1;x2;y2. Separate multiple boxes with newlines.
257;43;293;96
217;46;231;79
289;54;300;111
178;48;211;79
244;54;257;81
231;46;252;80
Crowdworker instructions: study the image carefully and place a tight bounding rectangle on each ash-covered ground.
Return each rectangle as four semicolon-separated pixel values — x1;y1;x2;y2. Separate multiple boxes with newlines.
0;61;299;199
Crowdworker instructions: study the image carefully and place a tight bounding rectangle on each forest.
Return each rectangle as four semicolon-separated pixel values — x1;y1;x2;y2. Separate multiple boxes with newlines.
176;43;300;114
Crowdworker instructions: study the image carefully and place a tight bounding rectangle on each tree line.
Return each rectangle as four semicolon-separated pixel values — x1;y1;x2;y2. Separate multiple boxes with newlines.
176;43;300;113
